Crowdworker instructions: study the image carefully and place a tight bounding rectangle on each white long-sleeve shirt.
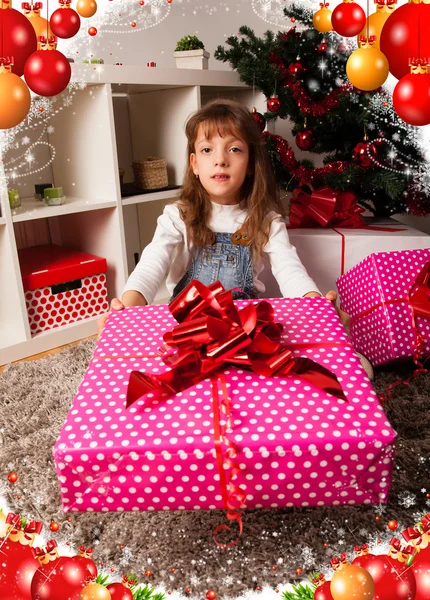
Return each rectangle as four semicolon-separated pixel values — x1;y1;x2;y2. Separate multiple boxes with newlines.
123;201;320;304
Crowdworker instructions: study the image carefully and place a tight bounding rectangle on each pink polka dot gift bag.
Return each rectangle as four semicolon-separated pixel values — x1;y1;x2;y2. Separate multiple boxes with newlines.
54;281;396;539
337;248;430;367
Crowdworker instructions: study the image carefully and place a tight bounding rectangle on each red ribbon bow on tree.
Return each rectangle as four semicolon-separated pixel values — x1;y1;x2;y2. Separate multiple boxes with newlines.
59;0;71;5
290;181;366;229
421;514;430;533
390;538;402;551
402;526;423;545
6;513;43;535
126;280;346;408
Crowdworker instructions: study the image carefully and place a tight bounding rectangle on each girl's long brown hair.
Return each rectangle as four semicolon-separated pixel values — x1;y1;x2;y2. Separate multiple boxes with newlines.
178;98;285;258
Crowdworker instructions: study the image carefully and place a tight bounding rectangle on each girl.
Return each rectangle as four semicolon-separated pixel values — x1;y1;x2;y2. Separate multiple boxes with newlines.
98;99;351;337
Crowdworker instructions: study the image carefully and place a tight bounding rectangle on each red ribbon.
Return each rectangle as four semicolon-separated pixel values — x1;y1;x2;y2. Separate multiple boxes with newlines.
359;35;377;43
79;545;93;556
33;539;58;557
5;513;43;535
375;0;396;5
421;514;430;533
402;527;423;545
290;181;366;229
409;57;429;67
0;56;13;67
59;0;71;5
390;538;402;552
127;280;346;408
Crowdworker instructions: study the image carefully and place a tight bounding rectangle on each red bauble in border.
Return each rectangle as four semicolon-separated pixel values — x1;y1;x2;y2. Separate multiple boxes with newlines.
0;8;37;77
411;548;430;600
0;539;40;599
31;556;90;599
364;555;416;600
106;582;134;600
24;48;71;97
314;580;335;600
392;71;430;126
50;5;81;39
380;2;430;80
331;0;366;37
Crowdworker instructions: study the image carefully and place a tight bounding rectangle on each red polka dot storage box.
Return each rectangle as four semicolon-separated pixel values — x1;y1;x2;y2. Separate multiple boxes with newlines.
19;244;109;336
53;297;396;515
337;249;430;366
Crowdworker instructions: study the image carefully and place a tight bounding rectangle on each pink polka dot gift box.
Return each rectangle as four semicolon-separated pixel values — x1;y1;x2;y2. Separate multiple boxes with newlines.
337;249;430;366
53;294;396;516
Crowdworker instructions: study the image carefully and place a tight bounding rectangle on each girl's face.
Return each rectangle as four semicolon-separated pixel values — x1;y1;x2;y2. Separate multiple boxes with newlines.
190;123;251;205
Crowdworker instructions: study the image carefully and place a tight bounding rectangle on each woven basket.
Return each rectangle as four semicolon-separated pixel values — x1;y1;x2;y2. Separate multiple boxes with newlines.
132;157;168;190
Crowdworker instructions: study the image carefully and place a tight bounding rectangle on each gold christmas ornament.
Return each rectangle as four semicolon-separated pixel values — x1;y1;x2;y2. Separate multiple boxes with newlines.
330;564;375;600
22;2;54;41
0;59;31;129
346;35;389;90
79;582;112;600
357;0;397;48
313;1;333;32
76;0;97;18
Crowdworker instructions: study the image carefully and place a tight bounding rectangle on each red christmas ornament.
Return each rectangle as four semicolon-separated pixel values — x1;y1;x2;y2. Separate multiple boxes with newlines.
107;575;135;600
0;7;37;77
8;471;18;483
267;94;281;113
365;554;416;600
288;61;305;75
352;140;378;168
295;126;317;151
411;548;430;600
352;544;375;569
49;522;60;532
315;581;334;600
31;555;91;599
144;570;152;577
24;38;71;97
380;2;430;80
50;0;81;39
331;0;366;37
388;520;399;532
251;106;266;132
393;59;430;126
74;546;98;579
0;514;43;600
206;591;217;600
318;40;328;53
88;26;97;36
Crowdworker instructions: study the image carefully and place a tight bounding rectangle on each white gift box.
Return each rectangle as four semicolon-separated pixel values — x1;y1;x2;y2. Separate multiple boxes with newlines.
259;218;430;298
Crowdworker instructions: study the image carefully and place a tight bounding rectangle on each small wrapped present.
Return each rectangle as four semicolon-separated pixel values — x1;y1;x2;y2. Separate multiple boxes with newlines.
337;249;430;366
54;281;396;534
8;189;21;208
44;186;66;206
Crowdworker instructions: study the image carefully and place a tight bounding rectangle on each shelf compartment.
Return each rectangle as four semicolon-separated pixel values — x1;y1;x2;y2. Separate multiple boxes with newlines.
11;196;117;222
122;185;180;206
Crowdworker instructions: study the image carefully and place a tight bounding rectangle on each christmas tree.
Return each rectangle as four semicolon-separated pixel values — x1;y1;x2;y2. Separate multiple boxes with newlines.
214;3;430;217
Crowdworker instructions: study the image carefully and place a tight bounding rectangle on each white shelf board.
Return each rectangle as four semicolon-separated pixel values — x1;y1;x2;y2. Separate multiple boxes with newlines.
71;65;247;92
0;316;99;366
11;196;117;223
122;188;181;206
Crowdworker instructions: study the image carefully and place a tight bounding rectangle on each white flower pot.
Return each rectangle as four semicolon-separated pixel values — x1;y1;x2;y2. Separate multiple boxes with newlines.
173;49;210;70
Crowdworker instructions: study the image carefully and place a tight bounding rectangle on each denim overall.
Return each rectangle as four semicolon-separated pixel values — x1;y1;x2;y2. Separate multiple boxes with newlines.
170;232;257;301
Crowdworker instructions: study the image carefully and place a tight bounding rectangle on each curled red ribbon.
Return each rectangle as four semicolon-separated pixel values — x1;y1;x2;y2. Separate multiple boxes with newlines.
290;181;366;229
6;513;43;535
402;526;423;545
421;514;430;534
390;538;402;552
126;280;346;408
33;539;58;558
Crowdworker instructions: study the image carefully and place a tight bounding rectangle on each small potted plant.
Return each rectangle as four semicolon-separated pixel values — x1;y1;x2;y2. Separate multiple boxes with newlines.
174;34;210;70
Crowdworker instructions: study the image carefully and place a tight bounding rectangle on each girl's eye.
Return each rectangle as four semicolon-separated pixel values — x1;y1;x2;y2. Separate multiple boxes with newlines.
201;147;211;153
230;147;242;152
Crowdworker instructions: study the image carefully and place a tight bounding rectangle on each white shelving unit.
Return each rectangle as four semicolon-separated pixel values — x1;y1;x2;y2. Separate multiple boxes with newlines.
0;66;262;366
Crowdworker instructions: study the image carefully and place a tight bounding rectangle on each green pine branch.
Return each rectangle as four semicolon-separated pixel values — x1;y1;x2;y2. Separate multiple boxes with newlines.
96;573;112;586
282;582;316;600
131;584;165;600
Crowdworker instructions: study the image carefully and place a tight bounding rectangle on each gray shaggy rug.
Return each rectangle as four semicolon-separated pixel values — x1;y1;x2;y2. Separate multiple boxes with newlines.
0;339;429;597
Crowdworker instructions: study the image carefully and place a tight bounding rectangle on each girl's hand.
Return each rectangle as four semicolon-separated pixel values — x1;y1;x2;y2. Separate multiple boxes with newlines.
304;290;350;330
96;297;125;338
325;289;351;330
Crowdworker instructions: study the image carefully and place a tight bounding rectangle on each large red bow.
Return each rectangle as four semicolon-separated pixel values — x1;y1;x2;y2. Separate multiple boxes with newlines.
6;513;43;535
126;280;346;408
33;539;58;558
290;181;365;229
